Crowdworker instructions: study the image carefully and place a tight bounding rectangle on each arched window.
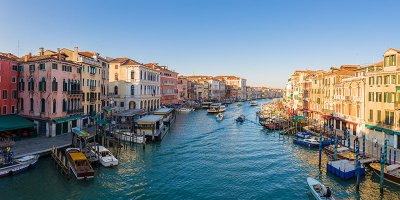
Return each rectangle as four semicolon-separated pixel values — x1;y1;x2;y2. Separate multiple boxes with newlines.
41;98;45;113
39;77;46;92
131;85;135;95
30;98;34;111
52;77;58;91
19;78;25;91
62;99;67;112
114;86;118;95
131;71;135;80
28;78;34;91
53;99;56;113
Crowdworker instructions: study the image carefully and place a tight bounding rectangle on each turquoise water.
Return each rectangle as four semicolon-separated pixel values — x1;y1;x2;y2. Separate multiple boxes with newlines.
1;99;399;200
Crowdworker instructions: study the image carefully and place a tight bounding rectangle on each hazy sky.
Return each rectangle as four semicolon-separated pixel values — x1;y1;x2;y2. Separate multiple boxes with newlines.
1;0;400;88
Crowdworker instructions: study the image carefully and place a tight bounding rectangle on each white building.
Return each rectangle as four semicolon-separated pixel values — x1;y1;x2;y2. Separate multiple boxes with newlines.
109;58;161;112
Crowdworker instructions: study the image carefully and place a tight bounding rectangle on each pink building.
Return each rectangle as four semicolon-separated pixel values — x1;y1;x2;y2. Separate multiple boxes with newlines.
18;48;82;137
0;53;19;115
177;76;188;103
144;63;178;105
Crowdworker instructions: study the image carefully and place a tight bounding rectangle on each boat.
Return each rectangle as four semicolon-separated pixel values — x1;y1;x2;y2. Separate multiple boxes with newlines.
116;132;146;144
91;145;118;167
65;148;94;180
307;177;335;200
324;145;355;160
293;137;332;148
201;102;213;109
236;115;245;122
207;103;226;113
216;113;224;121
250;101;258;106
237;102;243;107
369;162;400;185
177;107;194;112
0;155;39;177
296;132;312;139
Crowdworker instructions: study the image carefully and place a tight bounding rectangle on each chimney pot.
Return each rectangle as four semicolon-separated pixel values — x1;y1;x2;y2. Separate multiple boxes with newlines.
38;47;44;56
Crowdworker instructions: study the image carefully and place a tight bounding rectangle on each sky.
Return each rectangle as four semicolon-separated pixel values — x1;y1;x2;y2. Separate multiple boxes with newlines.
1;0;400;88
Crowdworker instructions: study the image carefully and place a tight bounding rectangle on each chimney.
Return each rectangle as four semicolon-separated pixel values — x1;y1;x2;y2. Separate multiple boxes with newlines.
38;47;44;56
24;53;32;62
73;47;78;61
57;48;61;60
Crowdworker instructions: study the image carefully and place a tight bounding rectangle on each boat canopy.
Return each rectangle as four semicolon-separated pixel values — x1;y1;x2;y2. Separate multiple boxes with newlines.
114;109;147;117
0;115;34;132
136;115;163;124
72;128;90;137
153;108;174;115
70;152;87;161
54;115;82;124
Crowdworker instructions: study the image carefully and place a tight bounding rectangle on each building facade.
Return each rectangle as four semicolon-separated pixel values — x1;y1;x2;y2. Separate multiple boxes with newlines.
145;63;178;106
0;53;19;115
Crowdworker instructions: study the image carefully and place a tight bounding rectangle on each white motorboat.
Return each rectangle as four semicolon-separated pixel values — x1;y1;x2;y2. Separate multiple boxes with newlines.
91;145;118;167
307;177;335;200
207;103;226;113
177;108;194;112
250;101;258;106
0;155;39;177
216;113;224;121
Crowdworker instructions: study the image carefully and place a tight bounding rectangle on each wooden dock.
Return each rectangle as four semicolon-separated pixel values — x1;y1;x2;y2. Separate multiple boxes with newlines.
51;145;70;177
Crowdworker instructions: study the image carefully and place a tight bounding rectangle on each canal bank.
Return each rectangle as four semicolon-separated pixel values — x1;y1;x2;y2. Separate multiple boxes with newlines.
0;99;399;199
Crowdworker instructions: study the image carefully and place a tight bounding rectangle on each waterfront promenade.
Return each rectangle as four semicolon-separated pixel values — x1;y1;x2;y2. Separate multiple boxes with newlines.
13;126;96;158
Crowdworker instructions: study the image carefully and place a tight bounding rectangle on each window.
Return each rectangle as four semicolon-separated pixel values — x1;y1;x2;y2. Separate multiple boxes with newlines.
115;73;118;81
20;98;24;111
63;79;67;91
39;77;46;92
11;106;15;114
41;99;45;113
384;75;390;84
369;109;373;121
120;102;124;108
62;100;67;112
2;106;6;114
11;77;16;83
30;98;34;111
376;92;382;102
39;63;45;70
12;65;17;71
2;90;7;99
376;76;382;85
29;64;35;71
28;78;34;91
115;65;118;69
19;78;25;91
52;78;58;91
377;110;381;122
131;85;135;95
12;90;17;99
19;65;24;72
114;86;118;95
53;100;56;113
52;63;58;69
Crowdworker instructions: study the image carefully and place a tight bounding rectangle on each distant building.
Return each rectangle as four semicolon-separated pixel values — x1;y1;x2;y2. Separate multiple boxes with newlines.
0;53;19;115
145;63;178;106
177;76;188;102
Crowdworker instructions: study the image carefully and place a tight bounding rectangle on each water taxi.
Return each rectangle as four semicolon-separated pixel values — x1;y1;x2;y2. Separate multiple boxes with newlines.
293;137;332;148
296;132;312;139
307;177;335;200
207;103;226;113
216;113;224;121
369;162;400;185
90;145;118;167
66;148;94;180
0;155;39;177
250;101;258;106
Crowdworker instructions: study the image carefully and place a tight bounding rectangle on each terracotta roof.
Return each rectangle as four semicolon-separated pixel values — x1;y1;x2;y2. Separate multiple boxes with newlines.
214;76;241;80
0;52;18;60
110;58;142;65
78;51;95;57
385;48;400;54
144;63;177;74
365;61;384;67
18;52;76;64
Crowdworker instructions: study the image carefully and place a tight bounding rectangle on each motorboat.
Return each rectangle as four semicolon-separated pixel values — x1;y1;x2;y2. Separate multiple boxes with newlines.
237;102;243;107
307;177;335;200
207;103;226;113
293;137;332;148
250;101;258;106
369;162;400;185
216;113;224;121
236;115;245;122
201;102;213;109
296;132;312;139
177;107;194;112
324;145;355;160
65;148;94;180
0;155;39;177
91;145;118;167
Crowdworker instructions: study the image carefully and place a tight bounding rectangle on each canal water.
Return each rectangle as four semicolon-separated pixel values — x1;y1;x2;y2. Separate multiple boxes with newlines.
1;99;399;200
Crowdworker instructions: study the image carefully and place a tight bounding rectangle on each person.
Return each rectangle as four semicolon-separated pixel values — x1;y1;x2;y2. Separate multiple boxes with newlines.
324;187;332;198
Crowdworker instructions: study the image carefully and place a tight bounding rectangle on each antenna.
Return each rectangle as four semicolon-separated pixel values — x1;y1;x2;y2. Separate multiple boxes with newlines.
17;40;20;56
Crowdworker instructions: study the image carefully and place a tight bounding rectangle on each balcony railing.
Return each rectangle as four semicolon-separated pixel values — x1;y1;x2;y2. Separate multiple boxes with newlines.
89;98;97;103
89;86;96;91
68;90;83;95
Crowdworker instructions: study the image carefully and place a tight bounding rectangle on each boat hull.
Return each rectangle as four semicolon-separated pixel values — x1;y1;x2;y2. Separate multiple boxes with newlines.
369;163;400;185
0;155;39;177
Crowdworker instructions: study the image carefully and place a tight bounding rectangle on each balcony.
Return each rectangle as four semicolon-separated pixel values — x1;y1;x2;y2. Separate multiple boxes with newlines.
89;98;97;103
68;90;83;95
322;109;333;115
89;86;96;91
67;108;84;114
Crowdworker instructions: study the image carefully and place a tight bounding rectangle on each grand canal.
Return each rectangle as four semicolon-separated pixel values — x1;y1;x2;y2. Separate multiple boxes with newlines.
1;99;399;200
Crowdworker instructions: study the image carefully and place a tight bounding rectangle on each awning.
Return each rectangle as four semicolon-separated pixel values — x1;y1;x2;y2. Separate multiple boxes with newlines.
365;124;400;135
96;120;109;125
103;107;112;112
292;116;305;120
54;115;82;124
90;114;101;120
0;115;34;132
